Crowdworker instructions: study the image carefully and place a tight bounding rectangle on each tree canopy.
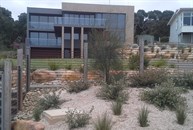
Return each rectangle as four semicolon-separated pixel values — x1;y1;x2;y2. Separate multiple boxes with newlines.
0;7;26;50
134;10;174;42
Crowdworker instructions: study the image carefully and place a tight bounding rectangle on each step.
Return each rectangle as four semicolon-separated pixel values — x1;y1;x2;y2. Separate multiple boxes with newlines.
42;108;81;125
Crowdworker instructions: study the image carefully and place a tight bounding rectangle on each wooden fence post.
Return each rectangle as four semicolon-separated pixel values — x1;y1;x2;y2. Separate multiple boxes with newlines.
3;60;12;130
83;42;88;83
17;49;23;110
139;37;144;74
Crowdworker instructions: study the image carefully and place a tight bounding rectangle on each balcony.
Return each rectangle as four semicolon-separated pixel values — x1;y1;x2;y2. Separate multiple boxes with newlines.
29;17;106;30
29;38;61;47
29;22;55;30
55;17;106;28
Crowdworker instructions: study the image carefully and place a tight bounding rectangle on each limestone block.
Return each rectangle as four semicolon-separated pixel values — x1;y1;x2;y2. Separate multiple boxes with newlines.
32;69;56;83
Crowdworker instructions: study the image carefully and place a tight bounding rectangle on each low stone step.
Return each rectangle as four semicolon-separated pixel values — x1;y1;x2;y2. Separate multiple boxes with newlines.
42;108;81;125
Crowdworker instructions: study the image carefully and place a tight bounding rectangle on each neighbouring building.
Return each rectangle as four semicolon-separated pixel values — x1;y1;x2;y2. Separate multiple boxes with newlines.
168;8;193;44
27;2;134;58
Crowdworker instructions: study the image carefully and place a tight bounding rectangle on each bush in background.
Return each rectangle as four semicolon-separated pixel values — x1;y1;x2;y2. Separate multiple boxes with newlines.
65;109;91;129
138;106;149;127
48;61;59;70
94;113;113;130
141;80;186;110
128;54;149;70
65;64;72;70
38;92;60;110
151;59;167;68
129;69;168;88
67;80;90;93
172;72;193;89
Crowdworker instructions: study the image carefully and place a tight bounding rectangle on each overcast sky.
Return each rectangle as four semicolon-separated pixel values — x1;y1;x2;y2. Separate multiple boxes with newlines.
0;0;193;20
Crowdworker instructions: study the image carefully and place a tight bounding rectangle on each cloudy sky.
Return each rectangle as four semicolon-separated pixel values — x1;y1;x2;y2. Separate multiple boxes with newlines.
0;0;193;20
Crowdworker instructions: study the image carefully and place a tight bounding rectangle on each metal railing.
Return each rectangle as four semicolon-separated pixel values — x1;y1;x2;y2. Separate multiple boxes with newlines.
29;17;106;30
29;38;62;47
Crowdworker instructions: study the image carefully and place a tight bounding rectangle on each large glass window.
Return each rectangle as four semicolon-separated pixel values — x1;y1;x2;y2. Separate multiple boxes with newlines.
192;13;193;25
30;15;38;22
183;12;191;26
49;16;54;23
40;16;48;22
80;15;84;25
30;32;38;38
118;14;125;29
74;33;79;40
109;14;118;29
64;33;70;40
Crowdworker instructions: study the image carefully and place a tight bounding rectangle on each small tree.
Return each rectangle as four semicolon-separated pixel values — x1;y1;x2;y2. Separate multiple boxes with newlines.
89;29;122;84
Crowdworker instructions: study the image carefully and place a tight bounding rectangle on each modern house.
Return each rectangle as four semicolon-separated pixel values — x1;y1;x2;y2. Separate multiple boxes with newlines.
168;8;193;44
27;2;134;58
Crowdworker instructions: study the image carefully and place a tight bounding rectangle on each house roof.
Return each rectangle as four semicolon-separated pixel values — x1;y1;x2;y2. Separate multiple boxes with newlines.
167;8;193;25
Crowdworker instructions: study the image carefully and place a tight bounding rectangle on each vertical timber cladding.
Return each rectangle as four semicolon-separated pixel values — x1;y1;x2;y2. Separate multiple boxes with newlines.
0;71;3;130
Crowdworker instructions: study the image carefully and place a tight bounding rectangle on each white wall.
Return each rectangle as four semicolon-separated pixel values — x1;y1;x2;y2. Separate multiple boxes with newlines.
169;13;182;43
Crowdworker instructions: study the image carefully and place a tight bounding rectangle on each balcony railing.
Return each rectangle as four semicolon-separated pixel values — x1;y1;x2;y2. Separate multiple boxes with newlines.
29;38;61;47
29;17;106;30
29;22;55;30
55;17;106;28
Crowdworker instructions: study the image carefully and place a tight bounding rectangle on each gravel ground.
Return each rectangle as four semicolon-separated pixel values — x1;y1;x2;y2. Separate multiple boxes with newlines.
41;86;193;130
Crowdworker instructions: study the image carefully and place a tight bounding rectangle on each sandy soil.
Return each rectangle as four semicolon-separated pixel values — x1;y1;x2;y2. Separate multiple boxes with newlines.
41;86;193;130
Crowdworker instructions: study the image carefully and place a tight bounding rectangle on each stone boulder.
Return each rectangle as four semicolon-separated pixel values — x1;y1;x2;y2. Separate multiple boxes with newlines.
31;69;56;83
12;120;45;130
61;70;81;81
88;71;101;80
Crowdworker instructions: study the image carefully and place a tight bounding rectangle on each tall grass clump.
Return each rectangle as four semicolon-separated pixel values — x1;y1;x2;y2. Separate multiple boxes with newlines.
128;54;149;70
98;79;128;102
129;69;168;88
141;80;186;110
94;113;113;130
138;106;149;127
48;61;59;70
111;99;123;115
176;106;187;125
33;106;44;121
65;109;91;129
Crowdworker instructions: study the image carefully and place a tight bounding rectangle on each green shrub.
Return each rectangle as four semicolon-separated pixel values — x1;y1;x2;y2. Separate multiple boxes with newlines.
109;71;127;85
38;92;61;110
111;99;123;115
33;106;44;121
65;64;72;70
98;79;128;102
48;61;59;70
65;109;90;129
67;80;90;93
169;63;176;68
128;54;149;70
151;59;167;68
172;72;193;89
94;113;113;130
138;106;149;127
129;69;168;88
141;80;186;110
176;106;187;125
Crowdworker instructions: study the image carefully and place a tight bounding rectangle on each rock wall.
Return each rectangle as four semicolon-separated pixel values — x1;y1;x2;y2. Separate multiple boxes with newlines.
12;120;45;130
22;87;63;115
